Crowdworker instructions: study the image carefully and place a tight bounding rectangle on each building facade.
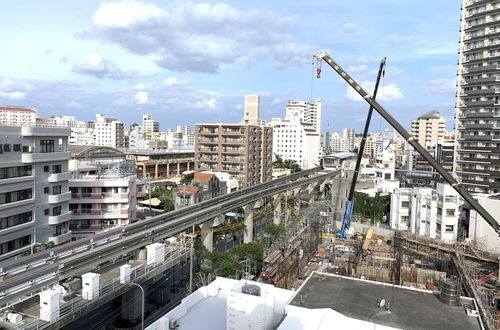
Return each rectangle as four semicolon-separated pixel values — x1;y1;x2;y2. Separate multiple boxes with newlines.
142;114;159;141
195;124;273;188
456;0;500;193
390;183;462;244
0;125;72;260
285;98;322;134
68;147;136;239
92;114;125;148
173;173;227;209
411;110;446;149
0;106;37;126
243;95;261;125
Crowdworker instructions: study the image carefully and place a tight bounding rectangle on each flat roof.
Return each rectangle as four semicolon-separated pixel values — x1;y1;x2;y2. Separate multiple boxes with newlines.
288;272;482;330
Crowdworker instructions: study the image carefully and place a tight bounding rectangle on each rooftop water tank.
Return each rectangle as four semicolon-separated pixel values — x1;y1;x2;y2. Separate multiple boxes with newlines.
439;277;461;306
241;284;261;296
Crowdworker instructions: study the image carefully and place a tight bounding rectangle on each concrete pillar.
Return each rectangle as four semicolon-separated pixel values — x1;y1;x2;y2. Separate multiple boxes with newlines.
121;285;143;324
187;161;190;171
273;195;282;225
243;205;254;243
142;164;146;179
177;163;181;175
167;163;170;177
155;162;159;180
200;220;214;252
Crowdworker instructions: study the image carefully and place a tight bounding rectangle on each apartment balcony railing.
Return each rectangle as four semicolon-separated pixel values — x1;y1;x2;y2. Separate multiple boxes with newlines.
48;172;70;183
48;191;72;204
48;231;72;245
48;211;72;225
21;152;71;163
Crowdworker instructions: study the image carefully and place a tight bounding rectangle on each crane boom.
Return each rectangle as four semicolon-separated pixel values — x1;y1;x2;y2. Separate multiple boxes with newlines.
314;50;500;235
336;57;386;239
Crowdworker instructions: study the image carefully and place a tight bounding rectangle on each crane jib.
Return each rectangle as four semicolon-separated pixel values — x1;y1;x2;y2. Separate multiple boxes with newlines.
315;51;500;235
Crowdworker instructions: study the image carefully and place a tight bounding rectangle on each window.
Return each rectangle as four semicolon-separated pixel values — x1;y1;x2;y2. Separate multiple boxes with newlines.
0;189;32;204
44;166;49;172
52;206;62;216
402;201;410;208
3;144;10;152
44;187;49;194
0;165;32;180
22;145;32;153
44;209;49;216
401;216;409;223
40;140;55;153
0;211;32;230
52;164;61;174
13;144;21;152
0;235;31;255
52;185;61;195
446;209;455;217
437;207;442;215
445;225;454;232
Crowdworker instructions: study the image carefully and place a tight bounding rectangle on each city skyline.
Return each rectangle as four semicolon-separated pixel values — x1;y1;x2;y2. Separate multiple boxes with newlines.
0;1;460;131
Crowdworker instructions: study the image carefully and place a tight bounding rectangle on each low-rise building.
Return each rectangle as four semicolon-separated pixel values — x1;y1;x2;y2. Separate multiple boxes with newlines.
173;173;226;209
468;193;500;253
390;183;462;244
68;149;136;239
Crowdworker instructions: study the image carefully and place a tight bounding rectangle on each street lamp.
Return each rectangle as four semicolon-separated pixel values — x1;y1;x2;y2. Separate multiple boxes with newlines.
128;282;144;330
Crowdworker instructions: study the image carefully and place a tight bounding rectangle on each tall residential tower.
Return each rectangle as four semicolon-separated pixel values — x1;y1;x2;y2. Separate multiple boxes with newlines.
456;1;500;193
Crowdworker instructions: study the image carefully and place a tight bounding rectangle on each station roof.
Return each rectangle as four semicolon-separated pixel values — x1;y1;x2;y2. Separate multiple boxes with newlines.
288;272;481;330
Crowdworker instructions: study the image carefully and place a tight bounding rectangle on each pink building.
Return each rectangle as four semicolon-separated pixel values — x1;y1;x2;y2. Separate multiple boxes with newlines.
68;146;137;239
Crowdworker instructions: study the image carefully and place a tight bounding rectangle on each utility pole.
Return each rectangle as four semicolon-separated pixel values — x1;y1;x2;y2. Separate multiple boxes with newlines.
148;180;152;217
189;224;194;293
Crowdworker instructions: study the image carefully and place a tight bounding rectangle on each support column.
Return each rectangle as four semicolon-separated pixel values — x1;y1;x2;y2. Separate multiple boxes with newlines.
273;195;282;225
167;163;170;177
293;188;301;216
200;220;214;252
121;285;143;325
142;164;146;179
177;163;181;175
243;205;254;243
155;162;159;180
187;161;190;171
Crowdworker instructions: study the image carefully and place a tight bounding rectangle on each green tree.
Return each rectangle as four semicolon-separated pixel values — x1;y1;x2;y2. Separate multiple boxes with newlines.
180;173;194;185
353;192;390;224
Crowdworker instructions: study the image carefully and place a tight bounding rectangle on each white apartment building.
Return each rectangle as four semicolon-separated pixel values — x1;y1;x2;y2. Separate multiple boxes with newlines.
0;106;37;125
68;148;137;239
342;128;355;152
50;116;95;146
330;132;349;152
285;98;322;134
0;125;72;260
411;110;446;149
390;183;462;244
93;114;125;148
176;125;192;136
183;133;195;147
143;113;159;140
268;118;320;170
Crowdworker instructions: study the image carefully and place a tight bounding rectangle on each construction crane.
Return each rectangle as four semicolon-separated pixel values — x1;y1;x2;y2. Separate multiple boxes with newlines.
332;57;386;239
313;50;500;235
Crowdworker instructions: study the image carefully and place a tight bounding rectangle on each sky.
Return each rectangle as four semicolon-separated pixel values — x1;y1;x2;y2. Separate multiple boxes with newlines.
0;0;461;133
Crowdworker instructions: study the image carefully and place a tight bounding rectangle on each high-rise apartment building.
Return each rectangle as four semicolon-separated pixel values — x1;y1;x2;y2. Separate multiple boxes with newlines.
143;114;160;140
456;1;500;193
195;124;273;187
0;125;72;260
0;106;37;125
411;110;446;149
285;99;322;134
342;128;355;152
93;114;125;148
243;95;261;125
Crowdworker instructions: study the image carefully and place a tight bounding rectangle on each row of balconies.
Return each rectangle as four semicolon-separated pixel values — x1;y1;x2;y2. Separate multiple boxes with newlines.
70;193;128;200
21;151;71;164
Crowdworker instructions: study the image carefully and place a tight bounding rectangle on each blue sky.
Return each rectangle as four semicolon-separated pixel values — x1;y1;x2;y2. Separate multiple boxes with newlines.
0;0;461;132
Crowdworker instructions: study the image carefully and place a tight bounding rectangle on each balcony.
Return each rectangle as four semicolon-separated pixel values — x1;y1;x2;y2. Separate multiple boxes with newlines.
463;88;494;96
0;198;34;211
459;135;493;140
49;231;72;245
48;211;72;224
21;151;71;163
0;175;34;185
48;172;70;182
463;123;494;129
48;191;72;204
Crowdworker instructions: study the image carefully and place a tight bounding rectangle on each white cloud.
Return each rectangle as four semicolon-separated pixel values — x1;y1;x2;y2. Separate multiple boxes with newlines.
92;1;165;28
164;77;189;86
72;52;136;79
135;91;149;104
417;78;456;96
0;91;26;99
348;64;369;75
196;97;217;109
85;1;310;72
346;81;404;102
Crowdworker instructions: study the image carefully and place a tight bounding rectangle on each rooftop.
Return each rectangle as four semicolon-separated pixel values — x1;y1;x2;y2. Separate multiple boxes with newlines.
288;272;482;330
0;106;37;113
417;110;442;120
193;173;214;182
